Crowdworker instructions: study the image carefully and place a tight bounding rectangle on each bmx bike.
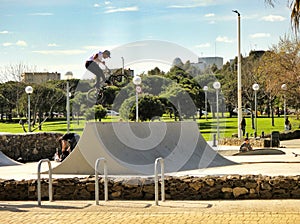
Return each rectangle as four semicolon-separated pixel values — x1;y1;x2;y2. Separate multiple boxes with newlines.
87;66;129;104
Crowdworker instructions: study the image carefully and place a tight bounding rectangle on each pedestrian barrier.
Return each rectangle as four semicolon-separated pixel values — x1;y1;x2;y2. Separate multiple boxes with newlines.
95;157;108;205
154;157;165;206
37;159;53;206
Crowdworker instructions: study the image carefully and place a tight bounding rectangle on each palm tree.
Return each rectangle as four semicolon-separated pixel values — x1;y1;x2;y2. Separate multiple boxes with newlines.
266;0;300;32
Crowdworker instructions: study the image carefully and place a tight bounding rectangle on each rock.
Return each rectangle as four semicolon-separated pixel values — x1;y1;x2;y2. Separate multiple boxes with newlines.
233;187;248;198
189;182;204;191
221;187;233;193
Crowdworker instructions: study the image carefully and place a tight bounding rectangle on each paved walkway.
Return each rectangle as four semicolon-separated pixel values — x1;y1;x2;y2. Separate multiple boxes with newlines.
1;200;300;223
1;139;300;223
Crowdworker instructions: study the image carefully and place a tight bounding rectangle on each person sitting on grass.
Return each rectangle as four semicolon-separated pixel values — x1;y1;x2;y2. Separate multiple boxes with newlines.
239;137;253;152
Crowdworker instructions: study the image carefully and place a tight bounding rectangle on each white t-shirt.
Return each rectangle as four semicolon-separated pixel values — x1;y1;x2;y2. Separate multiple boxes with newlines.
87;51;103;62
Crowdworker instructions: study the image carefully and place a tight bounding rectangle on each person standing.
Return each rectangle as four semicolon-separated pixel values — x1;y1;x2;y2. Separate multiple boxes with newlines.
240;117;246;136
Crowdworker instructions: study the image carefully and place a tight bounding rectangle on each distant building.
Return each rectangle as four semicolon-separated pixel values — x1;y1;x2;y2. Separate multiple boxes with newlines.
191;56;224;71
21;72;61;84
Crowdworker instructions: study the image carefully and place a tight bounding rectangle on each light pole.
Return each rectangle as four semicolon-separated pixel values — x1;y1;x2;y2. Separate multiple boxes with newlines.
133;75;142;122
203;86;208;120
121;57;124;75
252;83;259;137
65;72;73;133
233;9;242;138
213;81;221;140
281;83;287;129
25;86;33;132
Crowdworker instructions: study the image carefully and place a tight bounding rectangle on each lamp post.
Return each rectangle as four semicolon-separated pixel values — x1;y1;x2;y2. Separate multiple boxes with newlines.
233;9;242;138
203;86;208;120
213;81;221;140
25;86;33;132
121;57;125;75
252;83;259;137
281;83;287;129
65;72;73;133
133;75;142;122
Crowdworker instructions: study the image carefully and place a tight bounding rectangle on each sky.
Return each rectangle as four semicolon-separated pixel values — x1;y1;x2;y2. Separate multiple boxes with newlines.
0;0;293;79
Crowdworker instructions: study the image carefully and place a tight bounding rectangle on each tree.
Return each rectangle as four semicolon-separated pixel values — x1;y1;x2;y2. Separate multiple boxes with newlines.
0;63;36;83
84;105;107;121
19;83;65;131
132;94;165;121
257;36;300;123
266;0;300;33
0;81;27;119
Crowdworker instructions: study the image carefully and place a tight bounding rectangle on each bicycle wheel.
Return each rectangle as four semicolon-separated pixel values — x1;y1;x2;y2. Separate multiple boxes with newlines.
87;88;104;104
109;75;129;87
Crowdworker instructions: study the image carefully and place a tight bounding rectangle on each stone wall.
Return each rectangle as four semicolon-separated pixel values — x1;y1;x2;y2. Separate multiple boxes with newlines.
219;130;300;147
0;133;62;162
1;175;300;201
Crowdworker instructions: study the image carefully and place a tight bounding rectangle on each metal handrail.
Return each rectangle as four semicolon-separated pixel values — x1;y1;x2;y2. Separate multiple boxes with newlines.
154;157;165;206
95;157;108;205
37;159;53;206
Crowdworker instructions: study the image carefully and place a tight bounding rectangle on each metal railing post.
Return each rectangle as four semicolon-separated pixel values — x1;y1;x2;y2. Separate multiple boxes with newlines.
37;159;53;206
95;157;108;205
154;157;165;206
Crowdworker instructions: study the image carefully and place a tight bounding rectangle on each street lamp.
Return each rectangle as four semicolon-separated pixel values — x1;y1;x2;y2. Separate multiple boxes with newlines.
203;86;208;120
233;9;242;138
213;81;221;140
65;72;73;133
25;86;33;132
252;83;259;137
133;75;142;122
281;83;287;129
121;57;125;75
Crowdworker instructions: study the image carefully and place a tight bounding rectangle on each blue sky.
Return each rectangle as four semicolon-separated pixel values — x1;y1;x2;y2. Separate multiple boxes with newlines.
0;0;292;79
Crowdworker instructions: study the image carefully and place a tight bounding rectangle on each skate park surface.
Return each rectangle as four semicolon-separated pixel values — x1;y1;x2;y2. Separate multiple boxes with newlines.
1;122;300;223
0;121;299;180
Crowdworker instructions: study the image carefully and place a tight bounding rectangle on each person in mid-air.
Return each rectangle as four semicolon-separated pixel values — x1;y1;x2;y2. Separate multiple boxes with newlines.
85;50;111;88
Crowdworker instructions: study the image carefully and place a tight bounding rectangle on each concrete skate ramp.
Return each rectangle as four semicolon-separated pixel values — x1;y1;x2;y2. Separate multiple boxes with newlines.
52;122;236;175
0;151;21;166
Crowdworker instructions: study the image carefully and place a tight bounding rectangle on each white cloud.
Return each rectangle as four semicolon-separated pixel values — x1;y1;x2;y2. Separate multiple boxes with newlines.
28;12;53;16
93;3;100;7
3;42;13;47
16;40;27;46
48;43;58;47
104;6;138;13
0;30;9;34
2;40;27;47
250;33;271;38
33;49;86;55
216;36;233;43
82;44;118;50
205;13;215;17
195;43;211;48
261;15;286;22
104;1;111;5
167;1;214;9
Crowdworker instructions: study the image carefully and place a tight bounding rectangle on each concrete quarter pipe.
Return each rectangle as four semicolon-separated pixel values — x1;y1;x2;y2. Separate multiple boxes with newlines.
52;121;236;175
0;151;21;166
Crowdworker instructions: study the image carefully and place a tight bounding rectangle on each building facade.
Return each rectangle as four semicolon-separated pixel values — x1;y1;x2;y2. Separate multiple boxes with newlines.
21;72;61;84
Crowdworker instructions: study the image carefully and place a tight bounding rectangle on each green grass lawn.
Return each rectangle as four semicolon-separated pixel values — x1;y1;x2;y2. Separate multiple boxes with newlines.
0;114;299;141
